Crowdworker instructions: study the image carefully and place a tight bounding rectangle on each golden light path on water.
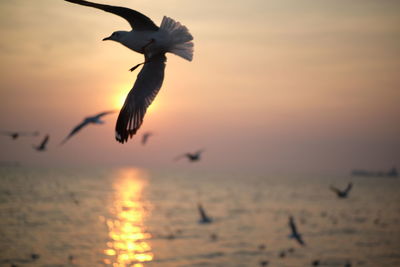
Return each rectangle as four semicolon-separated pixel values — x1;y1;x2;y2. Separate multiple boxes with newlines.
103;168;153;267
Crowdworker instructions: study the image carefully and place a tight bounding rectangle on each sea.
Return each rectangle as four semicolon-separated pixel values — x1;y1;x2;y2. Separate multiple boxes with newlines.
0;165;399;267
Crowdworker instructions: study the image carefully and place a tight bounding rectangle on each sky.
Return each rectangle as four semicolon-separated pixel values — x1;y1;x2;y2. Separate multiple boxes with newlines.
0;0;399;173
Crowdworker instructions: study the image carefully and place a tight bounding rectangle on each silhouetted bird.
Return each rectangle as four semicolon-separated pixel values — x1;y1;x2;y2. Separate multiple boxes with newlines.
330;182;353;198
33;135;49;151
258;244;266;251
64;0;194;144
61;111;115;144
141;131;153;145
1;131;38;140
175;150;204;162
31;254;40;260
311;259;320;266
198;203;212;223
259;260;269;266
288;216;305;246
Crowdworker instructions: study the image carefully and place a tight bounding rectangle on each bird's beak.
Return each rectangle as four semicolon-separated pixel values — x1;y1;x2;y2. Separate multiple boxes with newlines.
102;36;111;41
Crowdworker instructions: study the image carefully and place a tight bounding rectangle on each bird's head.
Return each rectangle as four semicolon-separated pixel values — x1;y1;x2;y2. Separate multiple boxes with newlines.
102;31;127;42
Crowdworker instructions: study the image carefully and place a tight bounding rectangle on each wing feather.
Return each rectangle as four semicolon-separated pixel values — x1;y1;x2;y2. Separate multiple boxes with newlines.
65;0;158;31
115;54;167;143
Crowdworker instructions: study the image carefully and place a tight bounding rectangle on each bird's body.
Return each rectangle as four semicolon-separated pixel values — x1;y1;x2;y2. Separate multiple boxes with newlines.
1;131;38;140
61;111;115;144
198;203;212;224
64;0;194;143
330;183;353;198
175;150;204;162
141;132;153;145
288;216;305;246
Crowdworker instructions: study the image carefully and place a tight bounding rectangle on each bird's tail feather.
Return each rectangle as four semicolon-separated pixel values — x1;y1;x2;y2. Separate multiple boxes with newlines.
160;16;193;61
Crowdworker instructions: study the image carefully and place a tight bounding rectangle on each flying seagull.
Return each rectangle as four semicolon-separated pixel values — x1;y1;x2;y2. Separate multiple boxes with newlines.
198;203;212;224
64;0;194;144
33;134;50;151
330;182;353;198
1;131;39;140
141;131;153;145
61;111;115;145
175;149;204;162
288;216;305;246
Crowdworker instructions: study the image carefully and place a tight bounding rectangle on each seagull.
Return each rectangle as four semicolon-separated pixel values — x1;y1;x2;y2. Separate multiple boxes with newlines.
64;0;194;144
175;149;204;162
1;131;39;140
198;203;212;224
288;216;305;246
61;111;115;145
33;135;49;151
330;182;353;198
141;131;153;145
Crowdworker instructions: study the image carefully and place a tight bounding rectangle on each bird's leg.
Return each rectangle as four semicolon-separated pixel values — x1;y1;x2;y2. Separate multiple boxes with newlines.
129;62;145;72
129;39;155;72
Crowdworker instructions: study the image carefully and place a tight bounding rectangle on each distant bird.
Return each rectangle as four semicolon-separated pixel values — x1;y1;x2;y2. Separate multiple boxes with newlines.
258;244;266;251
1;131;38;140
61;111;115;144
198;203;212;224
31;254;40;260
288;216;305;246
175;149;204;162
33;135;49;151
141;131;153;145
311;259;320;266
64;0;194;144
210;233;218;241
330;182;353;198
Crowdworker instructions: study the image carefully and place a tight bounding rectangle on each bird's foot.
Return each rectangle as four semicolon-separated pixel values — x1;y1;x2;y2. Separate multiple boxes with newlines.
129;62;145;72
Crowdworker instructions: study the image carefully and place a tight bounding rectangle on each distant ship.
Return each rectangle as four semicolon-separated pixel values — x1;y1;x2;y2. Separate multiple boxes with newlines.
351;167;398;178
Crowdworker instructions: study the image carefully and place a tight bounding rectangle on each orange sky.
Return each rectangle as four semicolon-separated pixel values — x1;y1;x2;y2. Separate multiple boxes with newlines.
0;0;399;173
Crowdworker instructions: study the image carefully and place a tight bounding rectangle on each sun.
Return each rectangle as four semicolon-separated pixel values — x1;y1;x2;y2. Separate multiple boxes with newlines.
111;84;159;113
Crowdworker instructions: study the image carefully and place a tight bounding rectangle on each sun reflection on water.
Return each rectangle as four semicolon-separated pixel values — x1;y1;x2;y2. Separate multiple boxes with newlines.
103;168;153;267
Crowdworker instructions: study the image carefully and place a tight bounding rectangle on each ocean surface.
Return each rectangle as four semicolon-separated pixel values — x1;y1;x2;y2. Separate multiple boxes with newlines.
0;166;399;267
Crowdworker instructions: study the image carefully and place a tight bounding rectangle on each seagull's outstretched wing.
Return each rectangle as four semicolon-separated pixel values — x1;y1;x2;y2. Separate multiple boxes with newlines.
330;186;341;194
115;54;166;143
40;135;50;148
344;182;353;194
174;154;187;161
289;216;305;246
289;217;298;235
61;120;90;145
93;110;116;119
65;0;158;31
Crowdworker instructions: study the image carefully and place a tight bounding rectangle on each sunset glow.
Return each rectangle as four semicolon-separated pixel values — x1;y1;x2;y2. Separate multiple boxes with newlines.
0;0;399;171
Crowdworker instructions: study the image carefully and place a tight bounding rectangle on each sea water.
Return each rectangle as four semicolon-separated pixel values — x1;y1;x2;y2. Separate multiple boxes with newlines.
0;166;399;267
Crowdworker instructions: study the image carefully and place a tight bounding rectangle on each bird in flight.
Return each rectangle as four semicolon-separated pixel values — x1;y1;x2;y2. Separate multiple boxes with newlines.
65;0;194;144
288;216;305;246
175;149;204;162
198;203;212;224
330;182;353;198
33;134;50;152
141;131;154;145
61;111;115;145
1;131;39;140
